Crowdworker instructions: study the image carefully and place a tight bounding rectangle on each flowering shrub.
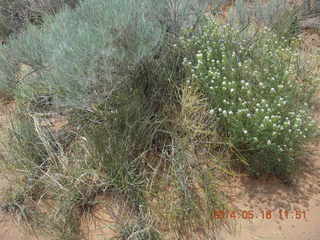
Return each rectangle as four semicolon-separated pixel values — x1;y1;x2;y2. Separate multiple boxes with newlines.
182;19;317;178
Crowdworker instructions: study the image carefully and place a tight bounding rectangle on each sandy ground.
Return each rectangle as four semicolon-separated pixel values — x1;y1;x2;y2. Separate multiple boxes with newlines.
1;68;319;240
0;8;320;240
217;30;320;240
0;103;41;240
0;103;118;239
218;144;320;240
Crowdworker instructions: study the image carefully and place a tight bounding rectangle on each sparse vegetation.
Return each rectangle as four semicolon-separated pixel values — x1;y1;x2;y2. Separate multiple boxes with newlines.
0;0;318;239
227;0;301;40
0;0;79;39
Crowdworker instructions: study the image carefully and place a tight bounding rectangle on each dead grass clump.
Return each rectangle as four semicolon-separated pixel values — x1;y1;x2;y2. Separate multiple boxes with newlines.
145;85;232;239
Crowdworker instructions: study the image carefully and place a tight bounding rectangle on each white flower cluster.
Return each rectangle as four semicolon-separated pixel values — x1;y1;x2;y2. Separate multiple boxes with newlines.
182;19;315;157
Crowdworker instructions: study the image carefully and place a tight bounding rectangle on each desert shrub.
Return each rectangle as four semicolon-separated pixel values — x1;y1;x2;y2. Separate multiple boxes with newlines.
65;32;189;207
2;110;107;238
6;112;53;176
0;0;232;238
145;85;229;237
0;0;211;109
80;90;157;208
227;0;301;40
0;0;78;39
182;18;317;178
252;0;300;40
0;0;28;38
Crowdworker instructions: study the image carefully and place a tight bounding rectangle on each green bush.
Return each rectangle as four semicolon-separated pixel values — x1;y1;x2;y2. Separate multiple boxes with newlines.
182;18;317;178
227;0;301;41
0;1;232;238
0;0;211;110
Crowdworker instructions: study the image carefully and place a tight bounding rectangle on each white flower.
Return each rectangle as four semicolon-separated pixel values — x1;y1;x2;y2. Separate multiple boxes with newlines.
196;53;203;58
267;140;271;145
223;110;227;116
243;129;248;134
209;109;214;114
229;111;233;115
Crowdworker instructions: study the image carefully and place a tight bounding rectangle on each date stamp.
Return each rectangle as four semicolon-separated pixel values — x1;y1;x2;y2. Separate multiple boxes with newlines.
212;209;307;220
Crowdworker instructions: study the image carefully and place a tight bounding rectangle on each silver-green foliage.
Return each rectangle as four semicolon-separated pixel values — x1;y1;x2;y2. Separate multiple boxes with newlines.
0;0;211;109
